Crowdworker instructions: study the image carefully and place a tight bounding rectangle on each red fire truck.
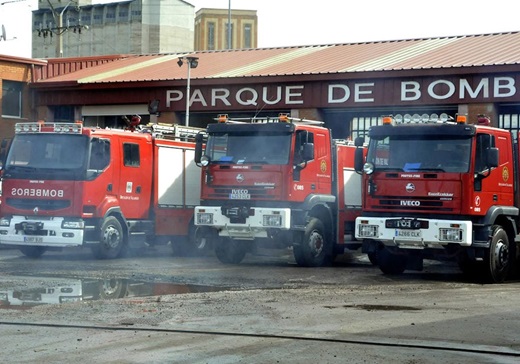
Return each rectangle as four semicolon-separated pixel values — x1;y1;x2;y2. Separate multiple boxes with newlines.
193;114;363;266
354;113;519;283
0;121;203;259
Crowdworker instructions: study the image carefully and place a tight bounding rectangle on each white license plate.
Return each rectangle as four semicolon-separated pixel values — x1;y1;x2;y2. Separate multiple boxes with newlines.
24;236;43;244
395;229;421;238
229;193;251;200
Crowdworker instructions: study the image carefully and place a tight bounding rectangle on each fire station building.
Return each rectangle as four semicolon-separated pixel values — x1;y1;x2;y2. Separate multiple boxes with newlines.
6;31;520;140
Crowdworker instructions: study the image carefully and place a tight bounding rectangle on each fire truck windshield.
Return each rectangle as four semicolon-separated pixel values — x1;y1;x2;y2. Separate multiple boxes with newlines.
204;132;291;165
3;134;89;180
367;135;472;173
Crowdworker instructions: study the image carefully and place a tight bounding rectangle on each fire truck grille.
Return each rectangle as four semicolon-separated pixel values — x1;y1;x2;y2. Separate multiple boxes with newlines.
5;198;71;211
372;196;453;212
209;187;277;199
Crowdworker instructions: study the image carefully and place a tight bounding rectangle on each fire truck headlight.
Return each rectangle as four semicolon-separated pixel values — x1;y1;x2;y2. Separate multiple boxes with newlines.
358;224;378;238
62;220;84;229
197;212;213;225
0;217;11;227
200;155;210;167
439;228;463;242
263;214;282;227
363;162;375;175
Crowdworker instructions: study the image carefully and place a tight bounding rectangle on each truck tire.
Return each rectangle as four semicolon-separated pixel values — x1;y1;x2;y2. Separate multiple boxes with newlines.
377;247;407;275
293;217;332;267
215;238;247;264
484;225;512;283
91;216;126;259
98;279;128;299
171;223;212;257
19;246;46;258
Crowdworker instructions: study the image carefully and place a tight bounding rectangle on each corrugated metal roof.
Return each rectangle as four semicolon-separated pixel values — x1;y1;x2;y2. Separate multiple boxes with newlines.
34;31;520;85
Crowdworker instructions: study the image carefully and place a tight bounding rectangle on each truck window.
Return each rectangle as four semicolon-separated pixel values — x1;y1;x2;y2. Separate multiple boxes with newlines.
205;132;291;164
294;130;314;163
475;133;495;172
123;143;140;167
368;135;471;172
89;139;110;170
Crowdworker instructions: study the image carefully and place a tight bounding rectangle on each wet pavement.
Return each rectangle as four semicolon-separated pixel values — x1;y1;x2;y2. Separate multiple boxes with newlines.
1;246;519;363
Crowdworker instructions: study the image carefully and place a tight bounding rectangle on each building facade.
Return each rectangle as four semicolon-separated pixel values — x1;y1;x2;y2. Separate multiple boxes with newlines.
194;8;258;51
0;55;47;140
13;32;520;142
32;0;195;58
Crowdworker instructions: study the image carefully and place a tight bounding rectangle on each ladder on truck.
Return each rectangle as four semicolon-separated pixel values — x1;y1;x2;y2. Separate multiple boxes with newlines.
215;113;324;126
144;123;205;140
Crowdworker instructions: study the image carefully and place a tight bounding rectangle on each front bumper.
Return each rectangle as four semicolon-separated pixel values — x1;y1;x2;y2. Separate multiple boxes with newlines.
0;216;85;248
355;216;472;249
194;206;291;240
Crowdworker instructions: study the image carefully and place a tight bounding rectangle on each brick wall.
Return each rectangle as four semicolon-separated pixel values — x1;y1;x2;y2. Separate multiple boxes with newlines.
0;60;34;139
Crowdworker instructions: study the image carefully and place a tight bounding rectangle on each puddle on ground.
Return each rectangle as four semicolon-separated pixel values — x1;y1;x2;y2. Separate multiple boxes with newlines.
0;277;227;309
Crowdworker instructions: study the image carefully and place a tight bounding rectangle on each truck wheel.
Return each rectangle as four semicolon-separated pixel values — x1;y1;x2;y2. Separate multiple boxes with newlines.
367;252;378;265
215;238;247;264
484;225;512;283
91;216;126;259
377;247;407;275
19;246;46;258
98;279;128;299
293;217;332;267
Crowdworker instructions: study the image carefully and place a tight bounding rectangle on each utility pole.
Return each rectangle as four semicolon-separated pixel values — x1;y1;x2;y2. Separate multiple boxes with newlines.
39;0;86;57
227;0;231;49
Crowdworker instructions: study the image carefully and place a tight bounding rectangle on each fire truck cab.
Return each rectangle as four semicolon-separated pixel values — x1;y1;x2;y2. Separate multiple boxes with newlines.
194;114;362;266
0;121;202;259
355;114;518;283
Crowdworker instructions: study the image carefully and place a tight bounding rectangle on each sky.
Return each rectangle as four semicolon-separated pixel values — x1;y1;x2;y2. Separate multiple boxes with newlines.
0;0;519;58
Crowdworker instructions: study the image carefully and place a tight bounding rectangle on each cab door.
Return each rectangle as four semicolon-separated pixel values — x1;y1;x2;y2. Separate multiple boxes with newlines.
118;137;153;219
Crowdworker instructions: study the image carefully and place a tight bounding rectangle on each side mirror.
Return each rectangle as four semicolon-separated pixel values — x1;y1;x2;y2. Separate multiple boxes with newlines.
302;143;314;161
194;133;204;164
354;136;365;147
354;148;364;173
486;147;499;168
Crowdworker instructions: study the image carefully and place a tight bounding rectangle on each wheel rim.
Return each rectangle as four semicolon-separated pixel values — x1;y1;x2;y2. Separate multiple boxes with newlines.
103;226;121;249
493;239;509;271
102;279;120;297
196;237;207;250
308;230;324;257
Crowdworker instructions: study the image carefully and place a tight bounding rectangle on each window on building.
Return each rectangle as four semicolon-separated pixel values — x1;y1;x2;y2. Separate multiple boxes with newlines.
53;106;75;122
81;9;92;25
93;8;103;25
123;143;140;167
131;7;142;21
2;80;23;118
207;22;215;50
106;6;116;23
499;112;520;140
244;24;252;48
225;23;234;49
351;116;380;142
33;14;43;29
118;4;129;21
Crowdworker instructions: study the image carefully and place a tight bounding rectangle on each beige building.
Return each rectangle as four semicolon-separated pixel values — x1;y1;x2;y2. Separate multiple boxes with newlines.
32;0;195;58
194;8;257;51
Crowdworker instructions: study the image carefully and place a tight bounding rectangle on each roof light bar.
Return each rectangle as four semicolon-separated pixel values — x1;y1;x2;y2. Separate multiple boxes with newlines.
388;113;457;125
15;122;83;134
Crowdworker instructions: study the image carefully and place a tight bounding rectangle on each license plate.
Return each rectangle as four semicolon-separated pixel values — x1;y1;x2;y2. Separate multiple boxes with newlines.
395;229;421;238
229;193;250;200
24;236;43;244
